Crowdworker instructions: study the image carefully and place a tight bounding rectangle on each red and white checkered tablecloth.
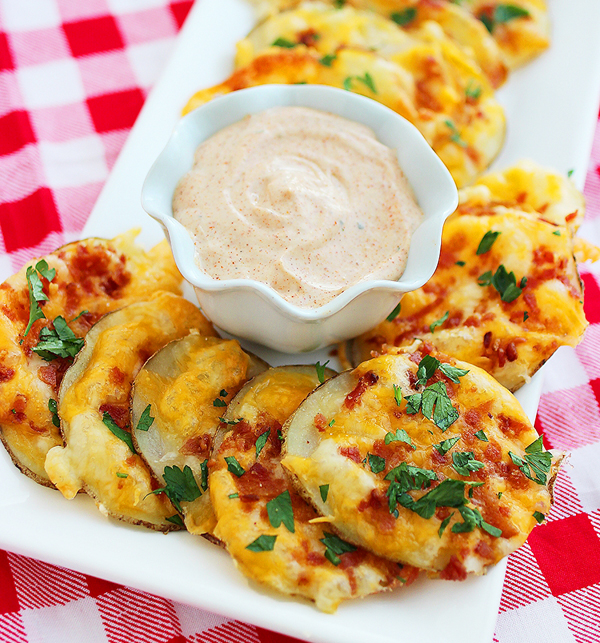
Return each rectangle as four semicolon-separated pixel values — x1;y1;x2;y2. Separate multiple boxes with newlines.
1;1;600;642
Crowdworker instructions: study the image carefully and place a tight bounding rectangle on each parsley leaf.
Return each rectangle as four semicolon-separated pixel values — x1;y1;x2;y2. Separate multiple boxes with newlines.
255;429;270;458
23;265;48;337
495;4;530;24
421;381;459;431
444;119;467;147
390;7;417;26
552;230;561;236
35;260;56;282
116;472;128;479
319;484;329;502
394;478;476;520
219;417;243;426
48;398;60;428
200;459;208;492
212;398;227;407
219;389;228;397
320;53;337;67
405;392;422;414
476;230;501;255
533;511;545;524
438;512;454;537
225;456;245;477
266;490;295;533
455;260;466;267
416;354;440;387
478;264;524;302
33;316;84;361
384;428;415;449
136;404;154;432
166;514;184;527
451;505;501;537
315;360;329;384
433;436;460;455
474;429;488;442
320;532;356;566
439;363;469;383
509;436;552;485
465;80;482;101
229;493;239;499
367;453;386;474
393;383;403;406
272;37;296;48
386;302;401;321
478;270;493;286
524;311;529;321
102;412;135;453
149;464;201;513
356;71;377;93
452;451;485;476
247;535;277;552
430;311;449;334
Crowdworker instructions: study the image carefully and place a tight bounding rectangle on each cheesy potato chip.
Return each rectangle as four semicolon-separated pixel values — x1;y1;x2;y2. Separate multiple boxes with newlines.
0;231;182;487
44;292;216;530
210;365;418;612
240;1;507;88
348;210;587;391
131;333;268;536
282;350;556;577
185;40;505;187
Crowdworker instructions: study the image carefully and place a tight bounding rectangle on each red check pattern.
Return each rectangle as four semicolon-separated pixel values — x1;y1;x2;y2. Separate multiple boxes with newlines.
0;1;599;642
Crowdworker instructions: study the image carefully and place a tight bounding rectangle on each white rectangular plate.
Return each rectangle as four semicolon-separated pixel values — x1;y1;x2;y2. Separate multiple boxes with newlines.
2;1;600;642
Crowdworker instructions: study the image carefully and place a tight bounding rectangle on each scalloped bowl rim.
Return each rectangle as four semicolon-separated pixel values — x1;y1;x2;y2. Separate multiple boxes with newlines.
142;84;458;322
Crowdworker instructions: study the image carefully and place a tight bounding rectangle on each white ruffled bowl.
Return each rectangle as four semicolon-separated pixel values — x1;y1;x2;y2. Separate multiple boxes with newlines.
142;84;458;353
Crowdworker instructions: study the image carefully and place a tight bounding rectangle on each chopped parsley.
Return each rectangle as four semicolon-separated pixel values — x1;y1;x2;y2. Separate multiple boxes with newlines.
33;316;84;361
229;493;239;499
225;455;245;477
69;309;88;323
452;451;485;476
465;80;482;101
102;412;135;453
246;535;277;552
266;490;295;533
455;260;466;266
319;484;329;502
533;511;546;524
524;311;529;322
508;436;552;485
166;514;184;527
421;382;459;431
255;429;270;458
148;464;202;513
433;436;460;456
476;230;501;255
200;459;208;492
320;532;356;566
416;354;441;387
384;428;415;449
475;429;488;442
35;260;56;282
212;398;227;407
320;53;337;67
430;311;449;334
48;398;60;428
478;264;525;302
219;417;243;426
387;302;401;321
367;453;386;474
567;169;574;178
136;404;154;432
479;4;530;33
444;119;467;147
272;37;296;48
328;418;335;427
343;72;377;94
23;261;54;337
315;360;329;384
385;462;437;515
439;363;470;383
390;7;417;26
552;230;561;236
438;512;454;537
451;505;501;537
334;0;345;6
393;383;403;406
116;472;128;479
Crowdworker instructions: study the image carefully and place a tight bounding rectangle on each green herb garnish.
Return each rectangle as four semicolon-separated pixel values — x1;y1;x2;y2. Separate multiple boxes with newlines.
225;456;245;477
476;230;501;255
533;511;545;524
102;412;135;453
148;464;201;513
474;430;488;442
367;453;386;474
319;484;329;502
384;428;415;449
393;384;403;406
316;360;329;384
272;37;296;48
452;451;485;476
478;264;524;302
48;398;60;428
320;532;356;566
387;302;401;321
136;404;154;432
390;7;417;26
509;436;552;485
247;535;277;552
266;490;295;533
320;53;337;67
433;436;460;456
255;429;270;458
430;311;449;334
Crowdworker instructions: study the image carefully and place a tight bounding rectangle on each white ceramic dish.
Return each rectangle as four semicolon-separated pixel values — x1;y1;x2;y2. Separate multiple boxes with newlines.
1;1;600;642
142;84;458;352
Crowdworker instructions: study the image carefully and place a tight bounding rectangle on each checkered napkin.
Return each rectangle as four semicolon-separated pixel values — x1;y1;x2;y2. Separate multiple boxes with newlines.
1;1;600;642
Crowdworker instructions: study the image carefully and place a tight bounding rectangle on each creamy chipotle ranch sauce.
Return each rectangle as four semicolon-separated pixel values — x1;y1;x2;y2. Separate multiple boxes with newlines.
173;107;423;308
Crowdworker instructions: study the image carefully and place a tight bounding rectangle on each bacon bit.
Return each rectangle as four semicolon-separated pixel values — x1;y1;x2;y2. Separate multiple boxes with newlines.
484;442;502;463
497;414;529;438
483;332;492;349
99;403;129;428
314;413;327;433
437;250;458;269
407;369;418;389
446;312;464;328
297;28;319;47
235;462;285;502
565;211;578;222
523;292;540;316
37;359;70;393
344;371;378;410
109;366;126;385
340;446;362;463
533;247;555;266
358;489;397;532
475;540;493;560
464;315;481;327
180;434;212;458
307;551;326;566
439;556;467;581
497;347;506;368
338;549;367;571
505;342;518;362
0;366;15;383
416;79;443;112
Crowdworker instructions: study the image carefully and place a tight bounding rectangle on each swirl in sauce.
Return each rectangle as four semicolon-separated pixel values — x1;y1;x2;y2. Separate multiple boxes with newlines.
173;106;424;309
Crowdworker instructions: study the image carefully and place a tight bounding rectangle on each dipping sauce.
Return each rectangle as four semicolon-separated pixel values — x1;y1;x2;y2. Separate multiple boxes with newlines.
173;106;424;308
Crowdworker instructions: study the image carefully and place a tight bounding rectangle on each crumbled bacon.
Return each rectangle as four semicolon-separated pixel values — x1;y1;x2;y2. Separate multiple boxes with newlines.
439;556;467;581
0;366;15;383
99;403;129;428
180;434;212;459
344;370;378;410
339;446;361;463
314;413;327;432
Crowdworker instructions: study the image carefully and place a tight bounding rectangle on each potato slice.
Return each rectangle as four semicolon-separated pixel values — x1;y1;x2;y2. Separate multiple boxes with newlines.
0;231;182;487
238;1;507;88
209;365;418;613
348;208;587;391
131;333;269;536
282;349;556;577
185;42;505;188
44;292;216;531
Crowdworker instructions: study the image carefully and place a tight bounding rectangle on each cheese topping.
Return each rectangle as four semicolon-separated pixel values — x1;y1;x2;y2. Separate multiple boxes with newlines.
173;106;423;308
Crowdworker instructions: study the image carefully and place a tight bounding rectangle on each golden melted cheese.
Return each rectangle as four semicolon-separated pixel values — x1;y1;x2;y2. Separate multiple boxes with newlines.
0;231;182;486
350;164;588;392
282;350;554;576
44;292;216;530
209;366;418;612
132;334;266;535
